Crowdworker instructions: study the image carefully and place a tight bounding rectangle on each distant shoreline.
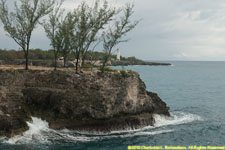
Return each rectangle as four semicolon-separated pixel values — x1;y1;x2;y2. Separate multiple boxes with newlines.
111;60;171;66
0;59;172;67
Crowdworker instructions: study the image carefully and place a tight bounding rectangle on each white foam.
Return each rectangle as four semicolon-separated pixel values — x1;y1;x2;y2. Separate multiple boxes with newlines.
25;117;49;135
3;112;203;144
154;111;203;127
95;129;174;139
108;112;203;134
50;129;100;142
5;117;50;145
133;130;173;136
0;137;6;142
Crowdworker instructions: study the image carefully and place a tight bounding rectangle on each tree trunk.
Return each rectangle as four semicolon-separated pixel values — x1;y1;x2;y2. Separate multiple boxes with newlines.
25;53;29;70
25;35;31;70
54;54;57;70
75;56;79;74
80;55;86;73
101;55;109;73
101;61;106;73
101;50;113;73
63;56;66;67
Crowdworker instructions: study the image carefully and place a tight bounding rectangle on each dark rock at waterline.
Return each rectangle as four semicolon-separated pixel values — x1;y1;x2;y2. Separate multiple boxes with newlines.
0;69;170;137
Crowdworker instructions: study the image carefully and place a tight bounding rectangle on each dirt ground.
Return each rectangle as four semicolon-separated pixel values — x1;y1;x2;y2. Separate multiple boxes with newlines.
0;65;66;70
0;65;104;74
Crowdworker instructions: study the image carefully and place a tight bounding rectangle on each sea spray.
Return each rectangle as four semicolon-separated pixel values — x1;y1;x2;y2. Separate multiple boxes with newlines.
25;117;49;135
3;112;203;145
6;117;50;145
154;111;203;127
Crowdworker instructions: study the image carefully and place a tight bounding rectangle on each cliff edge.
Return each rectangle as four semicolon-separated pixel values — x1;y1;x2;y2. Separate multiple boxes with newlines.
0;68;170;137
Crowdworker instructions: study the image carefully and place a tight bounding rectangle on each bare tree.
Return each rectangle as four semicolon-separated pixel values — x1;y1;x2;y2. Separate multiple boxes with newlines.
101;4;139;72
0;0;54;70
42;0;65;70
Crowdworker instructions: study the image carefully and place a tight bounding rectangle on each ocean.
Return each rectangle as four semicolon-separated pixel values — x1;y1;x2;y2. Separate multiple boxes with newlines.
1;61;225;150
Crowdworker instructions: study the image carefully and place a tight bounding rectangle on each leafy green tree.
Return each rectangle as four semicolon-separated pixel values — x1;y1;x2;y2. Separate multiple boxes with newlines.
0;0;55;70
57;12;75;67
101;4;139;72
79;0;116;72
70;0;116;73
42;0;65;70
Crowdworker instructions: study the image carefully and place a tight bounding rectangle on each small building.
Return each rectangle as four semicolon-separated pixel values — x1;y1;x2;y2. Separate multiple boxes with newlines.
117;48;120;61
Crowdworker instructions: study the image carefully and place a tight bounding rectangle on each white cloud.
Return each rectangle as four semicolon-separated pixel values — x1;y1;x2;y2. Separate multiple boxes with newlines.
62;0;129;11
1;0;225;60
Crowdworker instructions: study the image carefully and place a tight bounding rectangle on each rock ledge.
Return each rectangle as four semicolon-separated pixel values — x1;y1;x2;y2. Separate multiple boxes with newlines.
0;69;170;137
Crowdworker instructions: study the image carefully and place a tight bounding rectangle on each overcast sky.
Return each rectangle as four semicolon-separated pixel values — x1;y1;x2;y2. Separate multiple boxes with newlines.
1;0;225;61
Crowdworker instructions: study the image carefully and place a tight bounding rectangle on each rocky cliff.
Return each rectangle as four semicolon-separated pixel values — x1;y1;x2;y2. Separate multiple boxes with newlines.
0;68;170;137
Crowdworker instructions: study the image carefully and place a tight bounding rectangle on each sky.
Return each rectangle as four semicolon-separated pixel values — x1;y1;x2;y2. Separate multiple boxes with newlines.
1;0;225;61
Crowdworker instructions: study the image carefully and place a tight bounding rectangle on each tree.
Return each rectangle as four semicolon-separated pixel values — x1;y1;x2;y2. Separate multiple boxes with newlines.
42;0;64;70
79;0;116;72
0;0;55;70
101;4;139;72
57;12;75;67
70;0;116;73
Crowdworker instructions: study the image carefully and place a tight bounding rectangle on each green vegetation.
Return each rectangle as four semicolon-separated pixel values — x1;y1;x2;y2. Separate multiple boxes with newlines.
127;70;138;75
0;0;55;70
0;0;139;72
0;48;142;63
124;56;143;63
42;0;65;70
101;4;139;72
0;49;53;60
98;67;116;73
82;63;92;69
120;70;129;77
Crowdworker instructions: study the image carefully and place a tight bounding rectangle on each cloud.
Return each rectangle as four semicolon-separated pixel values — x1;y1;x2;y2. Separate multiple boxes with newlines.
62;0;129;11
1;0;225;60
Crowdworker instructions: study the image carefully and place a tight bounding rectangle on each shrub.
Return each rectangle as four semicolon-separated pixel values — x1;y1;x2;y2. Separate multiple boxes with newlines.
82;63;91;69
98;67;116;72
120;70;129;77
127;70;138;75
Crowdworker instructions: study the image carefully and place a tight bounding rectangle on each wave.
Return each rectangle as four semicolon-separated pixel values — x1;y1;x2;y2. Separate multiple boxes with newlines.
109;111;203;134
2;111;203;145
154;111;203;127
6;117;51;145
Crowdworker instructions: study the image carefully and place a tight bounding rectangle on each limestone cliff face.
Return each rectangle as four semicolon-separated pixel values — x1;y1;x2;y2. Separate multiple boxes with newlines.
0;69;169;137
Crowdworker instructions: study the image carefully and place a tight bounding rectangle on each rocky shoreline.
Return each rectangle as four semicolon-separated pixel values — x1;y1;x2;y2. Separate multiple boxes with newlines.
0;68;170;137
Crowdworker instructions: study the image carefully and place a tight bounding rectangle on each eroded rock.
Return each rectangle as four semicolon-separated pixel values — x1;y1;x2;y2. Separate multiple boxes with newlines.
0;69;170;137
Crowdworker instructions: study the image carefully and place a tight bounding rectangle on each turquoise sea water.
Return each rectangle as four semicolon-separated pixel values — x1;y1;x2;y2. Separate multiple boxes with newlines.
1;61;225;150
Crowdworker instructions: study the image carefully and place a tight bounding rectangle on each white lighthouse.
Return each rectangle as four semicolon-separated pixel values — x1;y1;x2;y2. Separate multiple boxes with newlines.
117;48;120;61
